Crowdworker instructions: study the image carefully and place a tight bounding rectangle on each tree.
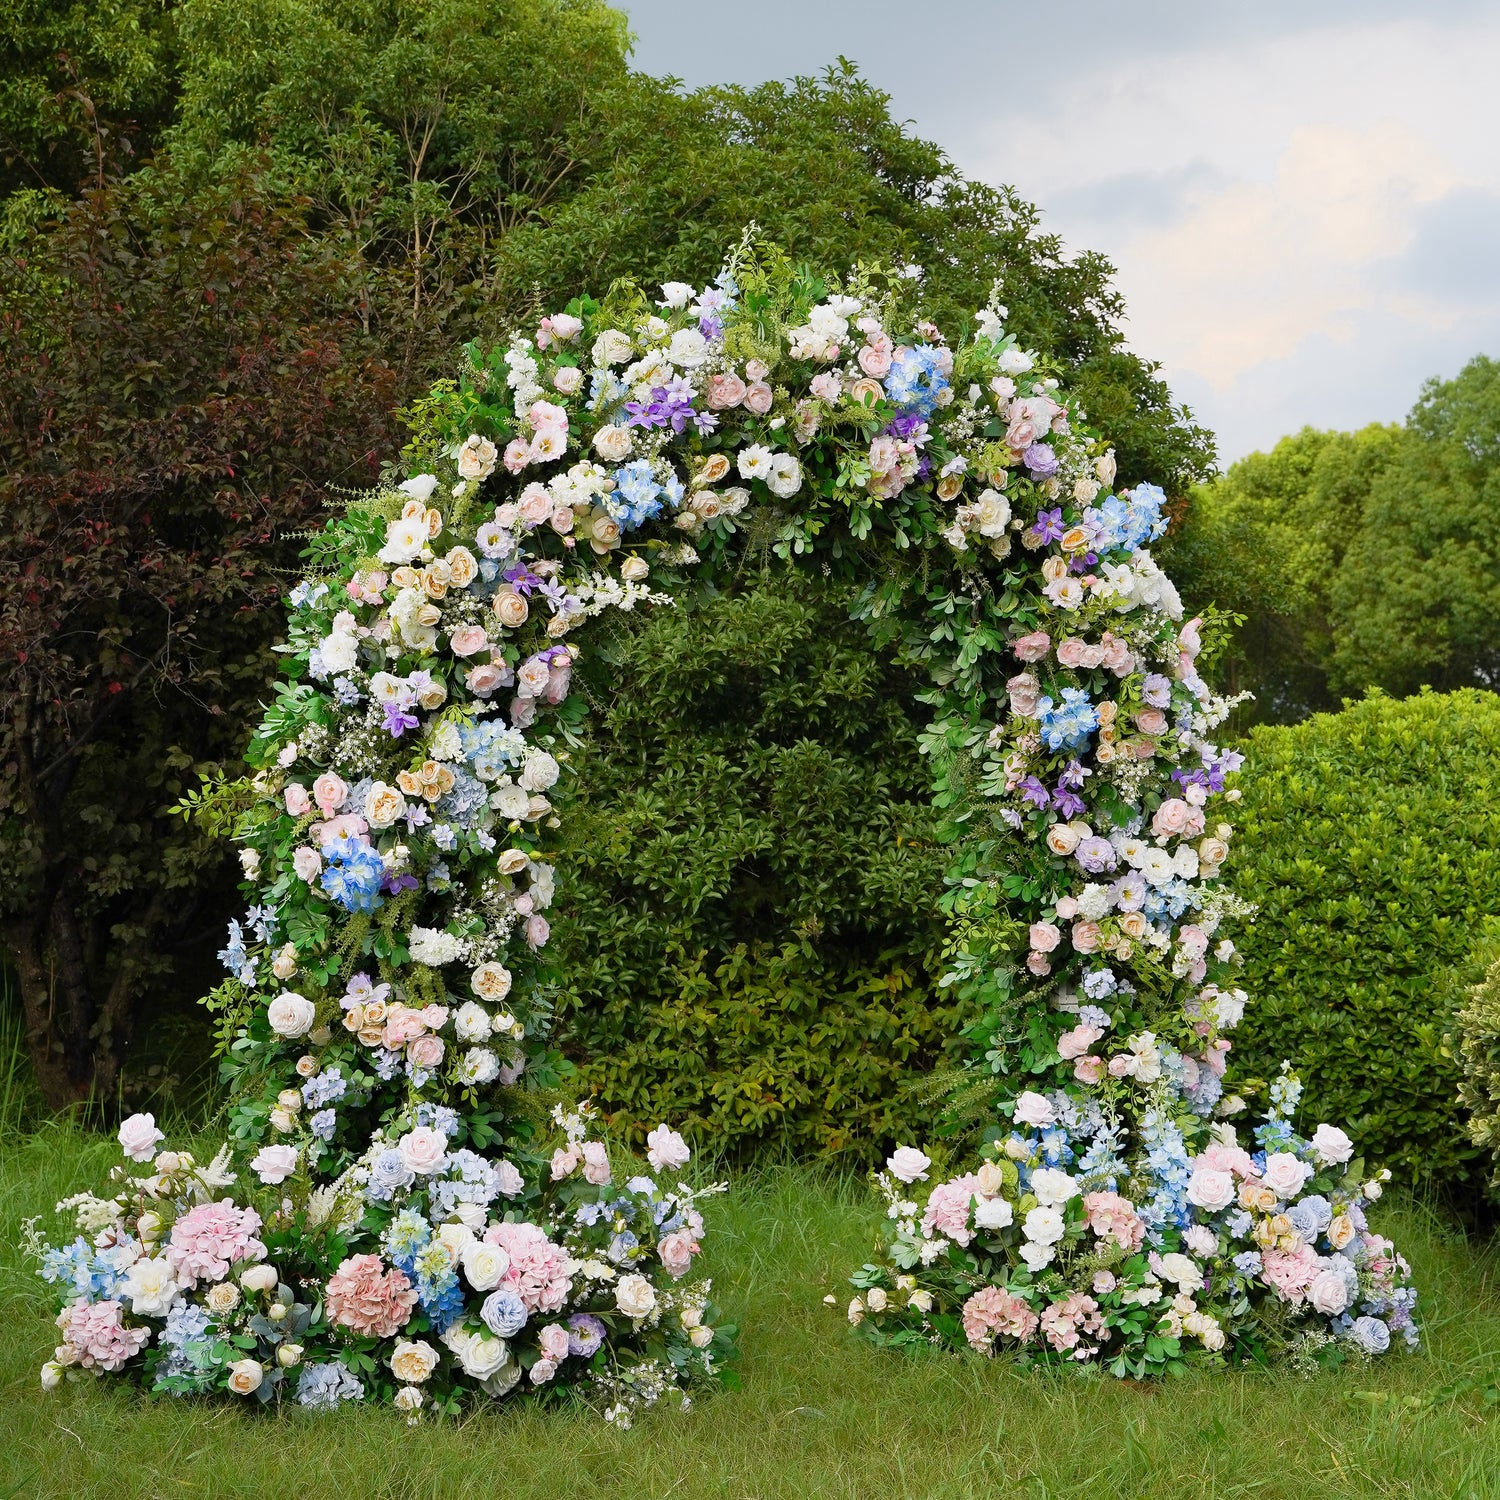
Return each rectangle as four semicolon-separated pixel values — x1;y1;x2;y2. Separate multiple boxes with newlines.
0;166;399;1110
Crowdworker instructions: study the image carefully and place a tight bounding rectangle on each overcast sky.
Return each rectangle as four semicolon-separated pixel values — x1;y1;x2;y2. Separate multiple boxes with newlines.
621;1;1500;466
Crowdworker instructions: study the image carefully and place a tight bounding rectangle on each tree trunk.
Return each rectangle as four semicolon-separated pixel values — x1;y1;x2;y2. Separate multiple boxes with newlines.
5;914;79;1112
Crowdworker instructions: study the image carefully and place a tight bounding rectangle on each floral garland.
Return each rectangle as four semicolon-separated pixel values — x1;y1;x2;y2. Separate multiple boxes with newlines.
28;242;1415;1407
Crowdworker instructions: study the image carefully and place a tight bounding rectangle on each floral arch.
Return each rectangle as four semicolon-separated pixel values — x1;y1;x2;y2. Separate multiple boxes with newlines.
30;243;1416;1413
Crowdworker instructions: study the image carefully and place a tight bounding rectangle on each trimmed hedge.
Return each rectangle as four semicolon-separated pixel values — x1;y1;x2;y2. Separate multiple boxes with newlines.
1231;688;1500;1209
552;573;964;1161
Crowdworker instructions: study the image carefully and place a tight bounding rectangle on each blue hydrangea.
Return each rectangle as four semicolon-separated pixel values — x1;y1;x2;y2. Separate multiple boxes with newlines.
382;1209;431;1272
155;1303;219;1385
218;919;256;983
1037;688;1100;753
1232;1250;1263;1276
296;1361;365;1408
1082;969;1117;1000
367;1148;415;1202
1078;1005;1113;1030
309;1109;337;1141
883;343;950;416
413;1241;465;1330
1083;486;1168;555
458;721;525;781
319;837;386;913
301;1067;347;1109
40;1238;128;1300
606;461;667;530
428;1149;503;1220
435;768;492;827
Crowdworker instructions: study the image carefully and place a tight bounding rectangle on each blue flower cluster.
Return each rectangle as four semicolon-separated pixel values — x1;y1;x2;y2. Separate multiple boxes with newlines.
1136;1108;1192;1241
606;461;674;530
1084;483;1169;555
459;721;524;781
40;1238;129;1300
884;343;950;416
319;837;386;913
1038;688;1100;753
428;1148;504;1220
296;1361;365;1409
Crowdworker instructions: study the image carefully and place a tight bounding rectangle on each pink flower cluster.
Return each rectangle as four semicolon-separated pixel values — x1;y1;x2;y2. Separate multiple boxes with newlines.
962;1285;1039;1350
1039;1291;1105;1354
922;1173;985;1247
326;1254;420;1337
1082;1190;1146;1251
483;1221;572;1312
166;1200;267;1288
59;1298;149;1371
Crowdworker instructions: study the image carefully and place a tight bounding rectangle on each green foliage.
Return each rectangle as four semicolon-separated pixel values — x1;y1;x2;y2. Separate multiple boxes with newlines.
554;572;968;1159
1455;940;1500;1203
1228;689;1500;1210
1162;356;1500;724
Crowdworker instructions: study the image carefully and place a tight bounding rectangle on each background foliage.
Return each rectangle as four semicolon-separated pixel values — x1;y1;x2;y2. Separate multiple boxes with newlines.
1161;355;1500;725
554;572;961;1161
1225;688;1500;1212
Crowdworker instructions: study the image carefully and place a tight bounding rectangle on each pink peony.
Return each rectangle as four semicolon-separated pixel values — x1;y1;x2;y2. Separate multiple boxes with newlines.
483;1221;573;1313
166;1201;266;1288
59;1298;149;1371
922;1173;984;1247
1011;630;1052;662
1082;1191;1145;1251
962;1285;1039;1350
326;1254;418;1337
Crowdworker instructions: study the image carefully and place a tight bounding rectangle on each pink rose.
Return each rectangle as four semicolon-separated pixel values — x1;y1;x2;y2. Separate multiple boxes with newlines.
1261;1152;1312;1200
858;335;893;378
383;1011;426;1048
1073;1055;1105;1084
743;381;774;415
868;434;901;475
525;914;550;948
705;372;747;409
581;1141;611;1186
1100;633;1133;675
450;624;489;658
539;1323;571;1360
1026;951;1052;976
314;813;368;845
408;1034;445;1070
646;1125;691;1172
1013;1090;1055;1127
1006;672;1041;717
397;1126;448;1176
284;783;311;817
810;372;841;403
1012;630;1052;662
1071;920;1102;953
1029;921;1061;953
1055;896;1080;920
518;485;553;526
550;1147;579;1180
312;772;347;815
466;663;506;696
251;1143;299;1184
1186;1166;1235;1212
1055;637;1089;668
1057;1024;1103;1060
1152;798;1194;838
659;1228;699;1279
1136;708;1168;736
118;1112;165;1163
1179;618;1203;659
292;846;322;882
502;438;530;473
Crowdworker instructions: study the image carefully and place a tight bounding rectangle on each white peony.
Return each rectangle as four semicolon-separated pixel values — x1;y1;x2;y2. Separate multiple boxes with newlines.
398;474;439;501
1022;1205;1065;1246
318;630;359;674
453;1001;492;1042
973;1197;1014;1230
667;328;708;367
121;1255;180;1317
1028;1168;1080;1208
1311;1123;1354;1167
519;751;560;793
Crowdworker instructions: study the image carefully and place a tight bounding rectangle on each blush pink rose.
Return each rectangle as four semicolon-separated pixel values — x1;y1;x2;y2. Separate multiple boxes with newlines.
383;1011;426;1048
408;1034;445;1070
292;846;322;882
1073;1055;1105;1084
312;772;347;815
539;1323;571;1360
284;783;312;817
1029;921;1061;953
1012;631;1052;662
314;813;368;845
858;335;893;378
580;1140;611;1186
1026;952;1052;976
1136;708;1168;736
450;624;489;657
466;663;506;696
1055;638;1089;668
743;382;774;415
1071;921;1102;953
810;372;842;403
1151;798;1195;838
1057;1024;1103;1060
705;372;747;409
1006;672;1041;716
658;1228;699;1279
397;1125;448;1175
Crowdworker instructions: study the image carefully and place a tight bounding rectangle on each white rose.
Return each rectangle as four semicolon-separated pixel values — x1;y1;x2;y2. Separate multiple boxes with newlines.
668;328;709;367
593;424;634;462
40;1361;64;1391
117;1112;165;1163
645;1124;691;1172
1022;1205;1065;1246
266;992;316;1038
491;784;531;820
973;1197;1014;1230
1307;1269;1350;1316
1013;1091;1055;1127
885;1147;931;1184
1158;1253;1201;1292
658;281;694;309
1187;1166;1235;1213
456;434;499;481
998;347;1033;375
459;1332;509;1380
461;1239;511;1292
240;1265;279;1294
390;1338;440;1383
379;514;428;565
399;474;439;501
227;1359;263;1396
1029;1168;1079;1208
974;488;1011;537
615;1273;657;1320
519;751;560;792
592;329;634;366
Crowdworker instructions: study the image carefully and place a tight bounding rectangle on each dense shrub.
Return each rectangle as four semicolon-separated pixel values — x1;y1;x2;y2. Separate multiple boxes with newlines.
1456;943;1500;1203
553;573;967;1161
1230;689;1500;1208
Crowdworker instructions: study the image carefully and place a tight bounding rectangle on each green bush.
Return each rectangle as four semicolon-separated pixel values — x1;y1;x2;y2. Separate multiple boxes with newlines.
1230;688;1500;1208
553;571;967;1161
1456;945;1500;1202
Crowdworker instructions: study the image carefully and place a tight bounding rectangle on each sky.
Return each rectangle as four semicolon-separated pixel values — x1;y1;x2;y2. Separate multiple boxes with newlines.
621;0;1500;466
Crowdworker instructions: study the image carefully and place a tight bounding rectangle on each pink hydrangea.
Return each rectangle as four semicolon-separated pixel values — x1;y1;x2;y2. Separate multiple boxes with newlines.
1196;1142;1257;1178
59;1298;149;1371
1040;1291;1106;1353
1082;1190;1145;1251
1261;1243;1320;1303
961;1285;1039;1350
166;1200;267;1288
483;1221;573;1313
922;1173;985;1247
325;1254;419;1337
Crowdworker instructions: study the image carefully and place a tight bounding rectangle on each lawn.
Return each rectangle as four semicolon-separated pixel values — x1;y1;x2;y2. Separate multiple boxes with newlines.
4;1124;1500;1500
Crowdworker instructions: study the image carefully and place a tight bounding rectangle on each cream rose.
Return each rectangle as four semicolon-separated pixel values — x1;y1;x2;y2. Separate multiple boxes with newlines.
267;992;317;1038
366;781;407;829
390;1338;440;1383
227;1359;263;1395
492;590;529;629
593;424;634;462
460;1239;511;1292
615;1273;657;1320
471;963;513;1001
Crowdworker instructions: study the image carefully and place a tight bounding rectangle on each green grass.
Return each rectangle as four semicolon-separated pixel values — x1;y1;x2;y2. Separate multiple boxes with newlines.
4;1125;1500;1500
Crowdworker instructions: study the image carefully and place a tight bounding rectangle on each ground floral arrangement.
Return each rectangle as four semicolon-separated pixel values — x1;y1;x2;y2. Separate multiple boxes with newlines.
29;239;1415;1409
